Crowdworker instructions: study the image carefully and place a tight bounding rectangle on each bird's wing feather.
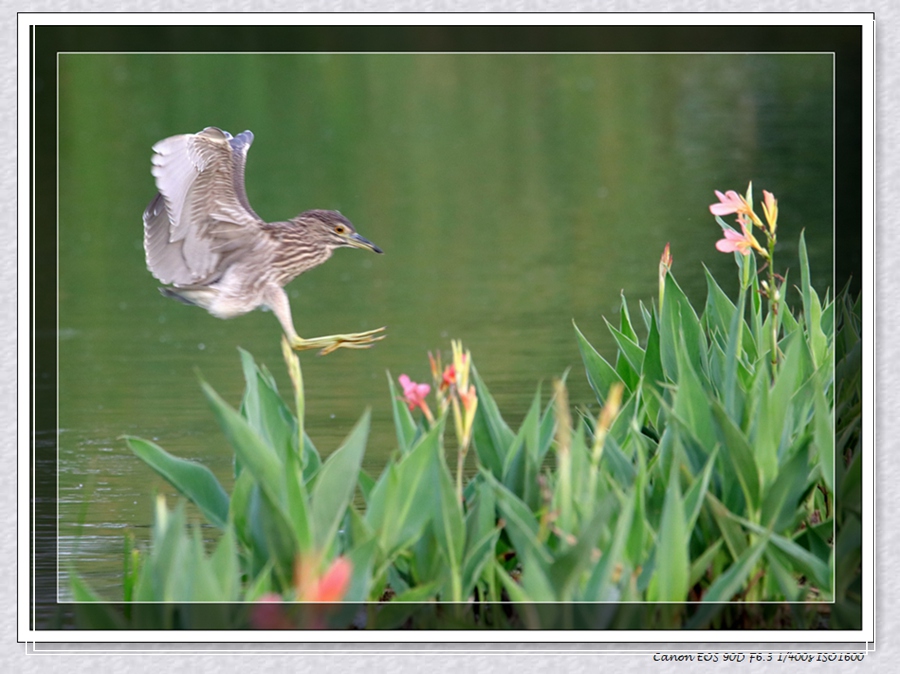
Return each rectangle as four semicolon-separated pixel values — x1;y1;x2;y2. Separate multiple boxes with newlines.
143;127;264;285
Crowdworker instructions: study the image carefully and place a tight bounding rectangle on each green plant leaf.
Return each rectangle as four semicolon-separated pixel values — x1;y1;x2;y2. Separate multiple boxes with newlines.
502;387;542;508
311;410;370;552
764;547;802;601
433;457;465;599
284;458;313;553
647;461;689;602
683;447;717;533
706;492;748;561
201;379;286;507
710;399;761;513
69;572;125;628
799;231;828;368
518;549;556;601
584;487;635;600
460;527;501;600
471;366;515;477
660;272;707;380
641;313;665;428
672;340;717;453
689;539;723;588
606;318;647;379
767;531;831;592
483;469;552;566
239;348;295;465
124;436;229;529
247;484;297;591
814;372;835;494
619;292;639;343
574;320;625;404
760;441;812;533
701;533;768;602
493;559;533;603
208;524;240;602
366;421;442;558
343;538;378;602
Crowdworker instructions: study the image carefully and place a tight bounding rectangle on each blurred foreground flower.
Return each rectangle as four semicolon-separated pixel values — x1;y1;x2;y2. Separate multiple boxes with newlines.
295;555;353;602
250;555;353;630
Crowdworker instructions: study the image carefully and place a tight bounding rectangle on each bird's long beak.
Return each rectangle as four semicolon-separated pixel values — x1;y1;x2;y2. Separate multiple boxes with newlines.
347;232;383;254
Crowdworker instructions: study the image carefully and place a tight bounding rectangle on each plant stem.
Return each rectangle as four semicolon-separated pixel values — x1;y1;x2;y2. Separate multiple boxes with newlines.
766;234;778;374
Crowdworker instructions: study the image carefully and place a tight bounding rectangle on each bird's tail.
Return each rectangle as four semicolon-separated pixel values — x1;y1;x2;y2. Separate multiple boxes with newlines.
159;286;208;308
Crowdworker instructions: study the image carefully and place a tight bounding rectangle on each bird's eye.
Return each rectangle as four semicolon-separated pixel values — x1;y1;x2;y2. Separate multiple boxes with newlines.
334;225;346;234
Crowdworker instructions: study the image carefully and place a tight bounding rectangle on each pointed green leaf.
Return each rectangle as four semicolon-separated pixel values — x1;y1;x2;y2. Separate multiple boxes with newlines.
689;539;724;588
606;318;646;378
710;399;761;512
433;458;465;586
483;469;552;566
125;436;229;529
201;379;286;506
761;442;812;533
706;492;748;561
311;410;370;552
471;366;515;476
461;525;501;599
647;462;689;602
574;321;625;405
366;421;442;557
701;533;768;602
584;488;635;600
619;292;639;343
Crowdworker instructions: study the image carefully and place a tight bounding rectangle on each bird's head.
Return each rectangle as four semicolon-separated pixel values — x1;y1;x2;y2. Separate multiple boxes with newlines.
295;210;383;254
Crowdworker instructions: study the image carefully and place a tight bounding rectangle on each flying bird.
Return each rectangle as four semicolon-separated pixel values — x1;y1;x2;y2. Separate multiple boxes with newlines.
143;127;385;355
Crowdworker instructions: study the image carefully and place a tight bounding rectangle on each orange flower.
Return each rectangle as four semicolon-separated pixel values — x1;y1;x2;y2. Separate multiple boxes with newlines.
761;190;778;234
441;364;456;391
295;556;353;602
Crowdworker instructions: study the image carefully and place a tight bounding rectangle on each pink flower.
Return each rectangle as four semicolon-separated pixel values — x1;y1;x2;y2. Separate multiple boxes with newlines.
715;216;756;256
398;374;431;414
709;190;747;216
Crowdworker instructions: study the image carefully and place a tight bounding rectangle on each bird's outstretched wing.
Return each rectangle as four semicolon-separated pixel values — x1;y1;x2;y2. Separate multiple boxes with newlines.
143;127;265;286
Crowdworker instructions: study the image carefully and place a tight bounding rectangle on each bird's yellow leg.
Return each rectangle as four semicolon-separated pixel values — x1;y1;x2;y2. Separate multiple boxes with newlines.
266;285;386;356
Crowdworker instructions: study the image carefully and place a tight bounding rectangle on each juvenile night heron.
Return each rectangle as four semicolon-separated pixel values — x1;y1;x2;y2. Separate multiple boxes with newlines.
143;127;385;355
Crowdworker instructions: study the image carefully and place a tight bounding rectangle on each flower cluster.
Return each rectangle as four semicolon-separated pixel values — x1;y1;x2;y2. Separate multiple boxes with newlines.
400;340;480;501
709;183;778;258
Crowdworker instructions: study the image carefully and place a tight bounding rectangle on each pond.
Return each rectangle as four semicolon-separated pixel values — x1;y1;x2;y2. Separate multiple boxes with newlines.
55;51;835;599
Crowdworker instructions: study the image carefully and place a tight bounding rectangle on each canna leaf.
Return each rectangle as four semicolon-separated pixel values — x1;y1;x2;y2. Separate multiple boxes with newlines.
574;320;625;404
125;436;229;529
310;410;370;552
